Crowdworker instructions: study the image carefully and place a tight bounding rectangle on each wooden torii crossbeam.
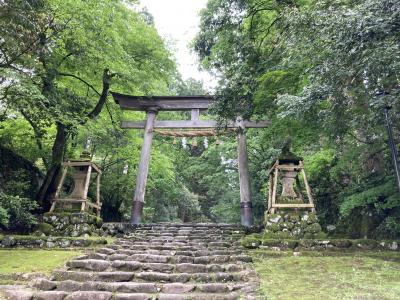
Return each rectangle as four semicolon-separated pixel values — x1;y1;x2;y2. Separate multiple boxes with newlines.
112;93;270;227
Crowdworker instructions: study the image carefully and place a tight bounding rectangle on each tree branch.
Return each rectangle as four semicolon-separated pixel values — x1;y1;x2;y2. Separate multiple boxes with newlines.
87;69;116;119
57;72;101;96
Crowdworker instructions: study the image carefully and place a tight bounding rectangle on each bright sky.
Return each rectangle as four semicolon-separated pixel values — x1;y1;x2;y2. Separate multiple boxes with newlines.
139;0;215;90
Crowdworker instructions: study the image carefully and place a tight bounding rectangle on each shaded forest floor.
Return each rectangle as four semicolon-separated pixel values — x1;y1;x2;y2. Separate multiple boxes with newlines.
252;250;400;300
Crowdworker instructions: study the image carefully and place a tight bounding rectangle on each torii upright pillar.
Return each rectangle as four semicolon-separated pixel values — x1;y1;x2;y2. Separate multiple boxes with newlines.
131;107;158;224
237;118;253;227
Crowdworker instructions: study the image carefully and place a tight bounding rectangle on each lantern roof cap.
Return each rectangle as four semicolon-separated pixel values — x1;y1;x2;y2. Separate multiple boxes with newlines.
277;139;303;164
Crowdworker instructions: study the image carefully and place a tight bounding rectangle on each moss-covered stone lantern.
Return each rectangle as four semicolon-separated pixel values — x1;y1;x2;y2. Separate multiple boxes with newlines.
264;143;324;239
49;151;102;216
267;143;315;213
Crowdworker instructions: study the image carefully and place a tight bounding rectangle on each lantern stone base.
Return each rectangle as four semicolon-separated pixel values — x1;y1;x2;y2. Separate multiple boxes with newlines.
35;212;103;237
264;211;325;239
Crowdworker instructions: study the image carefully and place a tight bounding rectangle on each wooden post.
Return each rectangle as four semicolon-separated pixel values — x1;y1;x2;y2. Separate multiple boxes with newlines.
96;173;101;217
191;109;200;121
237;118;253;227
131;108;158;224
271;166;279;214
300;161;316;212
50;165;68;212
268;176;273;213
82;165;92;212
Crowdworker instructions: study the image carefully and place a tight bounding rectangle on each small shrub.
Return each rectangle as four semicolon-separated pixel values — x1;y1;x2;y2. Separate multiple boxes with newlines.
0;192;38;233
0;207;9;227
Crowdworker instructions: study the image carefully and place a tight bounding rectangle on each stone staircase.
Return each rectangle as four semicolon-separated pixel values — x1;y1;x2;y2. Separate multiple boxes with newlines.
2;223;259;300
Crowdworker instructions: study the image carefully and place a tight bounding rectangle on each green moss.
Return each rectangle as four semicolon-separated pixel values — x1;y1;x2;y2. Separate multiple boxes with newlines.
265;213;282;224
241;234;262;249
94;216;103;227
281;240;299;249
331;239;353;248
314;231;328;239
299;239;317;248
261;239;282;247
280;222;294;230
287;213;300;222
354;239;378;250
304;223;322;234
267;223;281;232
0;249;82;274
299;220;309;229
37;222;54;235
251;250;400;299
0;235;109;247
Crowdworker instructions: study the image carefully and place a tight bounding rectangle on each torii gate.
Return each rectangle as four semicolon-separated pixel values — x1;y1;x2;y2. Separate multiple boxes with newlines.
112;93;270;227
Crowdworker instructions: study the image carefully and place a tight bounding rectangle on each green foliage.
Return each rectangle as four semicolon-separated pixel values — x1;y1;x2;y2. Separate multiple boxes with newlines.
0;207;9;228
0;193;38;232
194;0;400;238
340;178;399;217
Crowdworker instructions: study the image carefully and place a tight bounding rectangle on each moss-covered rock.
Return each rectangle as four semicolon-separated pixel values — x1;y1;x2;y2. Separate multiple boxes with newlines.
241;234;262;249
265;211;324;239
331;239;353;248
265;213;282;224
37;223;54;235
280;222;295;230
261;239;282;247
269;223;281;232
307;213;318;224
304;223;322;234
354;239;378;250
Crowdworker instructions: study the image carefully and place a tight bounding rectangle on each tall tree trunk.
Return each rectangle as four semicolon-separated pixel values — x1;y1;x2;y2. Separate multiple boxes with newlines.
36;122;67;211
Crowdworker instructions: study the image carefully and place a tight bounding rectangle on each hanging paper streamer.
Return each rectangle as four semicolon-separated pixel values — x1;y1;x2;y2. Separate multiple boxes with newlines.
123;164;129;175
182;137;187;149
192;137;198;147
204;137;208;149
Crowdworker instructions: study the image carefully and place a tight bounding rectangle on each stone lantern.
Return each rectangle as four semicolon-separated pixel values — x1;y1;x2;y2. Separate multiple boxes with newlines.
49;151;102;216
264;145;323;239
266;145;315;214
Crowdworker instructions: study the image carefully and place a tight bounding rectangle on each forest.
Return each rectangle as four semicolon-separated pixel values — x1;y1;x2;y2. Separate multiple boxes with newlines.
1;0;399;239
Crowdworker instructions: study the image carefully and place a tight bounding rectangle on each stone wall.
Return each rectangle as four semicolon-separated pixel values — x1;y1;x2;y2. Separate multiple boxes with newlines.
0;235;107;248
241;234;400;251
264;211;325;239
35;212;103;237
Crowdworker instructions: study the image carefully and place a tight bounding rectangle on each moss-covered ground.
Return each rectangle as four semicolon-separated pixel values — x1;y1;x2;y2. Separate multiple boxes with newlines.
252;250;400;300
0;249;82;275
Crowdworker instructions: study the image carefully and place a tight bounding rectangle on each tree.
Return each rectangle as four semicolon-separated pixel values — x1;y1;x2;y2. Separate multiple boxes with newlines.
1;0;176;210
194;0;400;237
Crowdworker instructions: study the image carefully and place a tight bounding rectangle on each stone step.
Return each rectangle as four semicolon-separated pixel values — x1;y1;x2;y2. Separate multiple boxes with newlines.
126;232;243;237
123;240;240;245
52;270;254;283
66;259;248;273
82;249;247;261
79;253;251;264
127;230;243;234
125;237;242;242
3;289;248;300
1;223;259;299
97;245;239;252
32;279;254;294
126;230;243;235
108;241;240;248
